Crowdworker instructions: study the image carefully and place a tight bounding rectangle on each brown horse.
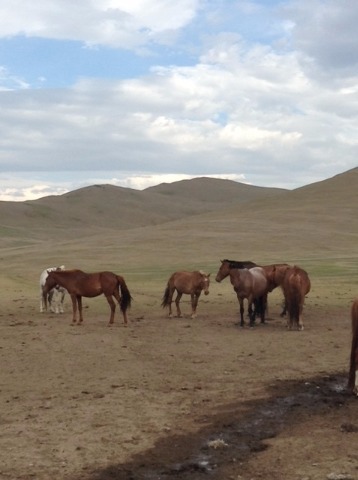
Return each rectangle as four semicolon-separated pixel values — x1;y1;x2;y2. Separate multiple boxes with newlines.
262;263;291;316
348;298;358;395
280;266;311;330
215;260;270;327
42;269;132;326
161;270;210;318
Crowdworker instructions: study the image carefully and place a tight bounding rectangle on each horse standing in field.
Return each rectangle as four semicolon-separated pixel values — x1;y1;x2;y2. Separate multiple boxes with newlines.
40;265;67;314
218;259;266;318
261;263;291;316
42;269;132;326
161;271;210;318
215;259;271;327
280;266;311;330
348;298;358;395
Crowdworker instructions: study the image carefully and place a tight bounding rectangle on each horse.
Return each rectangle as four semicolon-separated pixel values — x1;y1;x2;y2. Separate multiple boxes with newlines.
215;260;271;327
216;259;266;316
348;298;358;395
261;263;292;316
280;266;311;330
42;269;132;326
40;265;67;314
161;270;210;318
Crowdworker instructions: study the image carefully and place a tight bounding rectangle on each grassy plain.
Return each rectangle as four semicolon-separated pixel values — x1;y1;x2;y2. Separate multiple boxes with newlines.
0;168;357;480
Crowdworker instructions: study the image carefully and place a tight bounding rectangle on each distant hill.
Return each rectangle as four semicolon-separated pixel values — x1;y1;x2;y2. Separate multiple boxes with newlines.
0;168;356;250
0;178;285;239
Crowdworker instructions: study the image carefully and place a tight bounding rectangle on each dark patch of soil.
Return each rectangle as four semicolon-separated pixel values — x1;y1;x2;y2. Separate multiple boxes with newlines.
87;374;354;480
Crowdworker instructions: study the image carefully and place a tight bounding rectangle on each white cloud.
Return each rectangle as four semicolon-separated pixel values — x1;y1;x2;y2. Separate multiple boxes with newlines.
0;1;357;201
0;0;199;49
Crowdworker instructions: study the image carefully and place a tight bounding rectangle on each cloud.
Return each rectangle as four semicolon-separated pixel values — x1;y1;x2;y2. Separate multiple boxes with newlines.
282;0;358;75
0;0;200;49
0;1;357;201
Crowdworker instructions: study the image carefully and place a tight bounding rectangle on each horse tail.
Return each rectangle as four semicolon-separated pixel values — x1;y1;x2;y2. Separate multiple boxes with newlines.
117;276;132;313
348;299;358;391
161;284;170;308
286;273;302;322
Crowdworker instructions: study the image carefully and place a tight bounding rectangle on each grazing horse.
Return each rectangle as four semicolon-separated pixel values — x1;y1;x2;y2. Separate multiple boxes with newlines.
348;298;358;395
215;260;270;327
42;269;132;326
161;270;210;318
40;265;66;314
281;266;311;330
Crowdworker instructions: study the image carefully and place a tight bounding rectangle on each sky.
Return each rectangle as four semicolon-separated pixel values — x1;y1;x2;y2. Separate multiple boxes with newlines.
0;0;357;201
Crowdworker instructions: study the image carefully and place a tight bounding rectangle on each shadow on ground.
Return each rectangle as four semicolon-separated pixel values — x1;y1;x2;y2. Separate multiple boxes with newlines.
78;373;355;480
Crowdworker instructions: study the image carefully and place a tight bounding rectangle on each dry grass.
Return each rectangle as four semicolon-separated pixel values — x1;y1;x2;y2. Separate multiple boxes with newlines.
0;168;357;480
0;167;357;309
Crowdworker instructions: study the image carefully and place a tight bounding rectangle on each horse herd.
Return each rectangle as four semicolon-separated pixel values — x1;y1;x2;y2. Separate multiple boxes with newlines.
39;261;358;396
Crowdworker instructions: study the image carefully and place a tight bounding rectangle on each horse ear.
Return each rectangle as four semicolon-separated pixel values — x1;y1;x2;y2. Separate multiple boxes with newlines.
207;273;211;277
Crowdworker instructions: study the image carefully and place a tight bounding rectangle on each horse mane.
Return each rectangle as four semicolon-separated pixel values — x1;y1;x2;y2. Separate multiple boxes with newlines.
223;259;257;269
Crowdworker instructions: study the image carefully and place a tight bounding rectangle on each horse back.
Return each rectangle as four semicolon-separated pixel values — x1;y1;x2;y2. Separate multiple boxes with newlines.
170;271;205;294
230;268;266;297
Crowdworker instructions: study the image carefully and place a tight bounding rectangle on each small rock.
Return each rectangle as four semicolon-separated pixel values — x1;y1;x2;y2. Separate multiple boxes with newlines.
327;473;353;480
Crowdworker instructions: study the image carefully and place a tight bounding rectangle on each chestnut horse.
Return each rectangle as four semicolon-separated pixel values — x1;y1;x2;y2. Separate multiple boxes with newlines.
161;270;210;318
348;298;358;395
215;260;270;327
42;269;132;326
280;266;311;330
262;263;291;316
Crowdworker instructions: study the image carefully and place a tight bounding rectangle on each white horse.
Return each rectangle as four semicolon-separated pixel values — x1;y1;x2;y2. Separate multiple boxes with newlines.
40;266;66;314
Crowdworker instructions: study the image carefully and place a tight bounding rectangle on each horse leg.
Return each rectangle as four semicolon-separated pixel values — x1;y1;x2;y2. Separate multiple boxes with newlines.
190;293;200;318
77;296;84;324
298;302;304;331
60;291;65;314
40;289;45;312
280;300;287;317
106;295;116;326
70;294;78;324
167;287;174;317
48;290;55;313
53;290;60;314
248;301;256;327
175;292;183;317
237;297;245;327
254;295;266;324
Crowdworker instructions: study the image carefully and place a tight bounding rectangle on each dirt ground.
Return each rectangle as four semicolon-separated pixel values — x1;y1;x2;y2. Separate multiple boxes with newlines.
0;287;357;480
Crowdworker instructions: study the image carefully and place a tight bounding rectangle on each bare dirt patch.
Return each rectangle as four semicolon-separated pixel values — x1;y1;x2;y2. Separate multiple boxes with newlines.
0;292;357;480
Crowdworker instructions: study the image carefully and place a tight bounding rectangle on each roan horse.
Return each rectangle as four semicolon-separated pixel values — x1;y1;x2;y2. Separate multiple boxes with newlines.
279;265;311;331
348;298;358;395
215;259;271;327
161;270;210;318
42;269;132;326
40;265;66;314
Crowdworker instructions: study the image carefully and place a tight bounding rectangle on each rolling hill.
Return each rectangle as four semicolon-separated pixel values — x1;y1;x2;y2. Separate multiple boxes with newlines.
0;168;357;262
0;177;285;240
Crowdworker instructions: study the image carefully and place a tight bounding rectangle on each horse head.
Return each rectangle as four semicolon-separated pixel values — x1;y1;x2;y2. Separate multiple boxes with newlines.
215;260;230;282
200;270;210;295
